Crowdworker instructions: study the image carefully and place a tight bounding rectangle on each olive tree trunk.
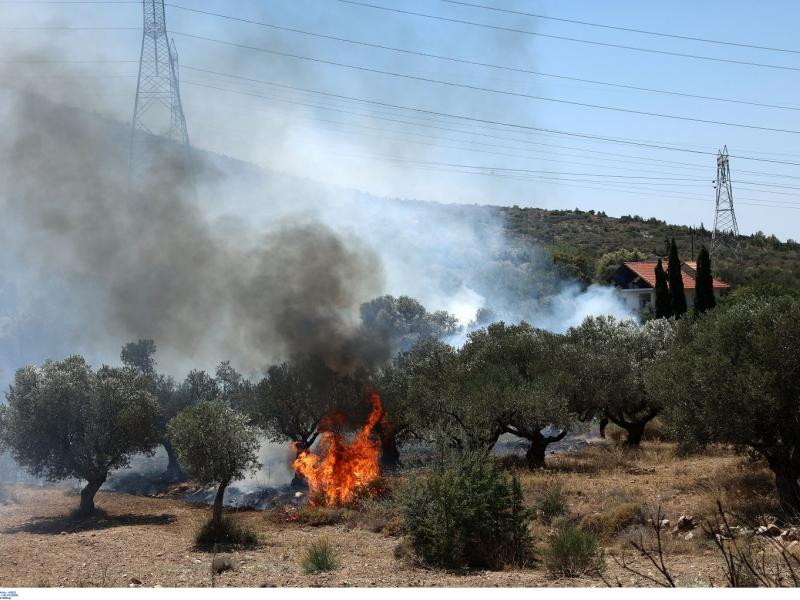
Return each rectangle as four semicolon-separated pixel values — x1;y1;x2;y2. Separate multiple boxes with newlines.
520;429;568;470
773;464;800;520
378;421;401;472
79;472;107;517
622;422;646;448
163;439;184;481
291;441;312;490
212;481;228;526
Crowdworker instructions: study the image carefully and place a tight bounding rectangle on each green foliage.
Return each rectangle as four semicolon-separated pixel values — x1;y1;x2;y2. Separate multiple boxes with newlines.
168;400;260;487
544;523;605;577
534;483;567;523
1;356;161;486
194;517;259;547
561;317;674;447
120;338;157;378
390;323;571;459
246;355;366;455
693;245;716;316
654;258;673;319
402;454;534;569
654;297;800;516
359;295;460;354
302;538;338;574
668;238;688;317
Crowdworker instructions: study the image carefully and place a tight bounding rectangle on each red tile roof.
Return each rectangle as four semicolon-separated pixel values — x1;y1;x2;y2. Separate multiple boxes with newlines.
623;261;730;290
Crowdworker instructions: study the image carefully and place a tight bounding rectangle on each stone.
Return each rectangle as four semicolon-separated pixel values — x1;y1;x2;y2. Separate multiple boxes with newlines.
684;532;695;541
781;528;798;542
294;491;304;498
130;578;142;586
676;515;695;531
659;519;671;529
765;524;782;537
212;556;234;574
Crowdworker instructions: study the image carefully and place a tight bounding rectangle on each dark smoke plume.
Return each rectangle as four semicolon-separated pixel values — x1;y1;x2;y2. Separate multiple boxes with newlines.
0;83;386;375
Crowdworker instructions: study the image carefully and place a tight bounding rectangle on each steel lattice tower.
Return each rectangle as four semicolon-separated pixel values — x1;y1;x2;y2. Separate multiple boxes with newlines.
129;0;190;182
711;146;740;259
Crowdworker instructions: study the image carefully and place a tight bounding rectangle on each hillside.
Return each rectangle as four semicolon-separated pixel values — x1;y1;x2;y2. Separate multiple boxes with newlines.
498;205;800;291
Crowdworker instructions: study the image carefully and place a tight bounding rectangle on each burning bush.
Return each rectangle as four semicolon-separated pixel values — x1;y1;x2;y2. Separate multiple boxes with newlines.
402;454;534;570
293;390;385;507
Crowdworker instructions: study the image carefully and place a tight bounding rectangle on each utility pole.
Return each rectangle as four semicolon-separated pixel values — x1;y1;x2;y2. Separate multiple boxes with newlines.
129;0;191;185
711;146;740;260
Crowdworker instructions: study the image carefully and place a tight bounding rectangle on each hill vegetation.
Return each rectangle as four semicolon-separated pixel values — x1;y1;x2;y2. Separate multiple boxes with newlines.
497;205;800;291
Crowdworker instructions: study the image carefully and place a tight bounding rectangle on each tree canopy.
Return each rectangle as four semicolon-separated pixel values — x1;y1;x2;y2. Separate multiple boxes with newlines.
654;297;800;517
562;317;674;447
1;356;161;515
168;399;260;525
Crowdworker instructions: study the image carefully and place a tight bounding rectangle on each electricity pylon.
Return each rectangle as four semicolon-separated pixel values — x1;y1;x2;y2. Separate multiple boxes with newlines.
711;146;740;260
129;0;191;185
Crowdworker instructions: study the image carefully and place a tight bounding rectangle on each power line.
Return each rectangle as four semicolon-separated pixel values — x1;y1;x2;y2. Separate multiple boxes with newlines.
176;64;800;167
164;3;800;113
334;0;800;72
441;0;800;56
172;31;800;135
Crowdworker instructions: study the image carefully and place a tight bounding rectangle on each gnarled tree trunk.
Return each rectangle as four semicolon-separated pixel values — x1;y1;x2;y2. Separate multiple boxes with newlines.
517;428;568;470
79;472;107;517
622;421;646;448
163;439;184;481
291;441;312;490
598;417;609;439
212;481;228;526
378;419;401;472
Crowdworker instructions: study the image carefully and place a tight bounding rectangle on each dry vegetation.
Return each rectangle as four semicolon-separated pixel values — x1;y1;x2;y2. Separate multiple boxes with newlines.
0;440;796;587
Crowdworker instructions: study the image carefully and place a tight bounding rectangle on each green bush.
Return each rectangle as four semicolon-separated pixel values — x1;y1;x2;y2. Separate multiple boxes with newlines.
544;524;605;577
402;454;534;569
302;538;338;574
534;484;567;523
194;517;259;547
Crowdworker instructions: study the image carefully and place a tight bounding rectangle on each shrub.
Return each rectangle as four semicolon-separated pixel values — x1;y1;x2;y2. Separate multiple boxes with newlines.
295;506;344;527
302;538;338;574
544;524;605;577
194;517;259;547
578;502;643;540
403;454;534;569
534;483;567;523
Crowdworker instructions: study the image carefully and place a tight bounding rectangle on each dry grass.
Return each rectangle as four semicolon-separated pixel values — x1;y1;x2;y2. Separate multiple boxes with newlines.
0;441;787;587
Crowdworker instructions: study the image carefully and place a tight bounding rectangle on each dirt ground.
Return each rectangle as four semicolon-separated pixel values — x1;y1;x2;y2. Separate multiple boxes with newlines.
0;440;791;588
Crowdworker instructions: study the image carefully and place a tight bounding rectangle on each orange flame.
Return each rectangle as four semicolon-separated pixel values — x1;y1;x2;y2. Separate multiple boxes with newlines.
293;391;383;506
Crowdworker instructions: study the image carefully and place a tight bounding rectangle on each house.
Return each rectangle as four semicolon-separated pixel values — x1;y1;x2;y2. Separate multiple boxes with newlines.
610;261;731;312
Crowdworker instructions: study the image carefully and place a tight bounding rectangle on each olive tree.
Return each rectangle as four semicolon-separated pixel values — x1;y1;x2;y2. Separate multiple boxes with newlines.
120;340;205;480
245;354;364;488
168;400;260;526
652;297;800;518
1;356;161;515
562;317;674;448
467;323;572;469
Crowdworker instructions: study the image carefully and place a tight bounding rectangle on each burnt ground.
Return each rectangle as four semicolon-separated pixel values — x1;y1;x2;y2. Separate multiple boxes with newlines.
0;440;796;588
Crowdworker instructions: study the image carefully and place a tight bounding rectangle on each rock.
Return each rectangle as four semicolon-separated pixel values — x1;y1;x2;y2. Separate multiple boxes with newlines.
676;515;696;531
294;491;304;498
765;524;782;537
212;556;234;575
684;532;695;541
660;519;671;529
130;578;142;586
781;528;798;542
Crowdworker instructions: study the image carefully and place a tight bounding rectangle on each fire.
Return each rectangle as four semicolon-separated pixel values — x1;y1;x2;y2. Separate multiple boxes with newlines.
293;390;383;506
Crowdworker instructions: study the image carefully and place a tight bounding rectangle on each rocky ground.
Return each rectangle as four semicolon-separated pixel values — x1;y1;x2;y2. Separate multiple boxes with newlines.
0;440;797;588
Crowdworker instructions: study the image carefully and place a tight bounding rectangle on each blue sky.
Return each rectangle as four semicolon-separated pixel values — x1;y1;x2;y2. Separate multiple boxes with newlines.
2;0;800;239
